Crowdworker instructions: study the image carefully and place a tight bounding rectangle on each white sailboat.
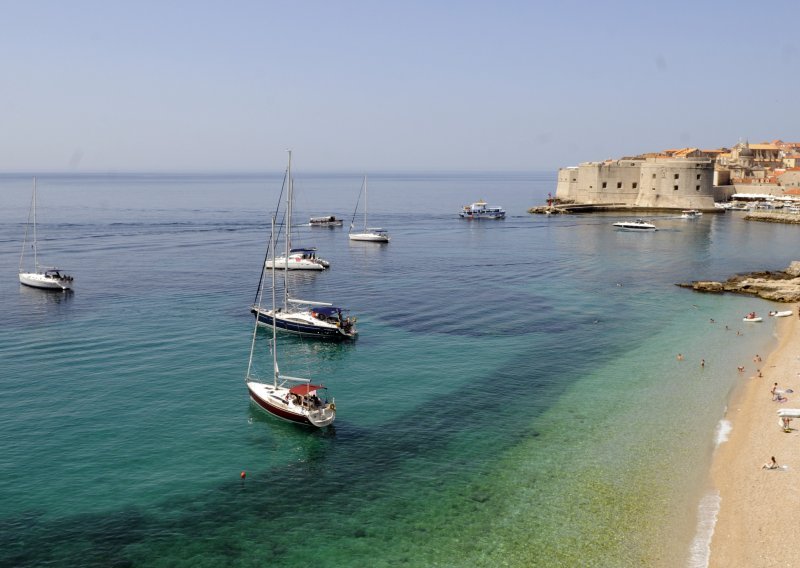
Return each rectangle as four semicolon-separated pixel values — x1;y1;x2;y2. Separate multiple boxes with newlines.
245;215;336;428
252;151;357;340
18;177;74;291
349;176;390;242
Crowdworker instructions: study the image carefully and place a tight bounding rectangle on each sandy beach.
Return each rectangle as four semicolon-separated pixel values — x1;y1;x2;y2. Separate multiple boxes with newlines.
708;309;800;567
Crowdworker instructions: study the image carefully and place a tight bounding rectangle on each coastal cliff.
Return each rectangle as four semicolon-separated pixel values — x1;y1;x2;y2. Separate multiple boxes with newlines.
677;261;800;302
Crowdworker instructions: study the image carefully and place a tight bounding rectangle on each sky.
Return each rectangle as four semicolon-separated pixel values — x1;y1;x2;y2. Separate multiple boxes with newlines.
1;0;799;173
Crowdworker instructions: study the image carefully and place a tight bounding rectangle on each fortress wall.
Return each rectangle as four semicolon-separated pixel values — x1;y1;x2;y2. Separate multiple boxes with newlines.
635;159;715;209
556;167;579;201
555;158;718;209
571;161;641;204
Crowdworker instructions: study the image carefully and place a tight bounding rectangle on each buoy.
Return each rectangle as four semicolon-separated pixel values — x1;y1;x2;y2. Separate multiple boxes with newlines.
240;471;246;480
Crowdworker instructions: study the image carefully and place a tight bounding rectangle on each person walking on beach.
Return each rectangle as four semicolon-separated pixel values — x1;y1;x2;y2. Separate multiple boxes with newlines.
772;383;779;400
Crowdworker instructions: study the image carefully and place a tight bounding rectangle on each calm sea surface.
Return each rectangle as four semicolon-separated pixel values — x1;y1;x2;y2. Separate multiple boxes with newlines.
0;172;795;567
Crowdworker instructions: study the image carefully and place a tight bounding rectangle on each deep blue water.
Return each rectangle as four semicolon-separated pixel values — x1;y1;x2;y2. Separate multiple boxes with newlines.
0;172;795;566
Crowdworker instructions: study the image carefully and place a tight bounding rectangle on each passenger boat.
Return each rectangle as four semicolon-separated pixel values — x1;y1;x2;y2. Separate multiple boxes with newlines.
680;209;702;219
245;213;336;428
612;219;657;231
309;215;343;227
18;178;74;290
459;200;506;220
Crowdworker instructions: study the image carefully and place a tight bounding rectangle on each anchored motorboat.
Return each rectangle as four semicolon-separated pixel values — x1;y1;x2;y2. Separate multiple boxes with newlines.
612;219;657;231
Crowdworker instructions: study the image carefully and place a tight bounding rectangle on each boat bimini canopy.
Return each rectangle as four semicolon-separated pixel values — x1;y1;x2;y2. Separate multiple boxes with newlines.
289;384;325;396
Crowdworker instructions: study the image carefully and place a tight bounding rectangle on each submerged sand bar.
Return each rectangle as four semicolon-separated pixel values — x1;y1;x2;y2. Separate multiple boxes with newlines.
708;309;800;567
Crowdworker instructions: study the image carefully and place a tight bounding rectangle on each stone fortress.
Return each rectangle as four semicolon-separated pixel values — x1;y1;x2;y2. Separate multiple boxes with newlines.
552;139;800;212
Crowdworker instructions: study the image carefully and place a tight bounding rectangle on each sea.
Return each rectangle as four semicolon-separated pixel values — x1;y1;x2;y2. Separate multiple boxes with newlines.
0;171;796;567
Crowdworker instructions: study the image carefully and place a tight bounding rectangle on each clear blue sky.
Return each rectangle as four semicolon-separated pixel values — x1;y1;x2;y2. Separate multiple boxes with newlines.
2;1;798;172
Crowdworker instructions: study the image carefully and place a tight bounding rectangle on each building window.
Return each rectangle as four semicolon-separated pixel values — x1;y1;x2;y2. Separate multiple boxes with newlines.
696;174;701;180
673;185;679;190
572;178;577;182
696;185;700;191
674;173;680;180
652;187;656;190
602;182;607;188
632;182;638;189
652;173;656;179
616;182;622;188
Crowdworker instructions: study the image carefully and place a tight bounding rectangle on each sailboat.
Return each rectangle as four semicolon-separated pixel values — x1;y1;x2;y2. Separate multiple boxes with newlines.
251;152;357;340
246;215;336;428
18;177;74;291
265;163;330;270
349;176;390;242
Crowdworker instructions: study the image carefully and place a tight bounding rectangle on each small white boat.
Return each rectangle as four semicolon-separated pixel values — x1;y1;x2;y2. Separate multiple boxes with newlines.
681;209;703;219
349;176;390;242
743;312;763;322
309;215;343;227
266;247;330;270
459;200;505;220
612;219;657;231
769;310;793;318
18;178;74;291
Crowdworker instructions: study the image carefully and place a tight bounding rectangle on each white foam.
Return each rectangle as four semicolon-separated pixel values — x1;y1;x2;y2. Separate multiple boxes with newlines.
688;490;721;568
714;419;732;446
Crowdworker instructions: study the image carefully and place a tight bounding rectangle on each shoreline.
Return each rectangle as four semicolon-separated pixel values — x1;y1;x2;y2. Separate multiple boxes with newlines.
706;308;800;567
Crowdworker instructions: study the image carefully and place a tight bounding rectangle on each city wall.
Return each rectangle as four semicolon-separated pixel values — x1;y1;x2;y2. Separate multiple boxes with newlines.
556;157;716;210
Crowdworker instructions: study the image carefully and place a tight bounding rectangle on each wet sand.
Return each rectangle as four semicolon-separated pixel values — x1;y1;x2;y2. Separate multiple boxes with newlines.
709;310;800;567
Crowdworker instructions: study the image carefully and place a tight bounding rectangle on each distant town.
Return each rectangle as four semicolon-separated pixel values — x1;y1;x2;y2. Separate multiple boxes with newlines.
547;139;800;213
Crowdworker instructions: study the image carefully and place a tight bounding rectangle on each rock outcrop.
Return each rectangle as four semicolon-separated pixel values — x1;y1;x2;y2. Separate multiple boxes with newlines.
677;262;800;303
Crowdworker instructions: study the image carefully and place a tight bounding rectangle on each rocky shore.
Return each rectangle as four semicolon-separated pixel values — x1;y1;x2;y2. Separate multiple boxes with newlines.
744;211;800;224
677;261;800;302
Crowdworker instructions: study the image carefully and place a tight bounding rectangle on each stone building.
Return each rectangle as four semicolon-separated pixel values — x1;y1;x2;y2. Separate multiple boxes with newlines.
556;157;715;210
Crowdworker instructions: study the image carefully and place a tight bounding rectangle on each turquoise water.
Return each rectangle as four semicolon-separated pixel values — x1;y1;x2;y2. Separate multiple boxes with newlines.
0;173;794;566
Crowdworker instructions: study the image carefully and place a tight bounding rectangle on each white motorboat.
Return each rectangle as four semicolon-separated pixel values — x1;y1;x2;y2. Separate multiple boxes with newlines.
769;310;793;318
18;178;74;291
612;219;657;231
743;312;763;322
266;247;330;270
459;200;505;220
681;209;703;219
349;176;390;242
245;215;336;428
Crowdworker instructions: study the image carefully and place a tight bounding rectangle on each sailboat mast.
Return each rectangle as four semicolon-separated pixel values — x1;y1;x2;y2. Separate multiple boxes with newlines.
32;177;38;271
363;175;368;230
284;150;292;311
271;216;279;387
